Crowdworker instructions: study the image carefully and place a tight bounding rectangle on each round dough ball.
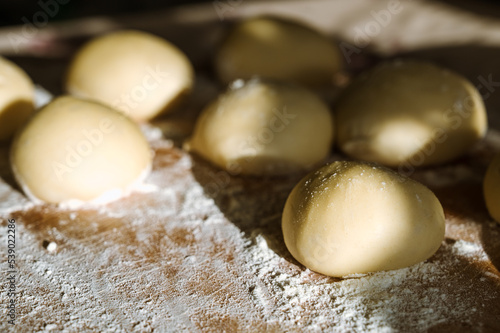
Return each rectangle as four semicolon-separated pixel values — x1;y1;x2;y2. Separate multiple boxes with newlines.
0;57;35;142
66;30;194;121
282;161;445;277
484;154;500;224
185;79;334;176
11;96;152;204
215;16;343;87
335;61;487;169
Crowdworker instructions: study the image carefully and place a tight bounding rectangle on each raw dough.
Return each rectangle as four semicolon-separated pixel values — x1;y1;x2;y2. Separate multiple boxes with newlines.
335;61;487;169
282;161;445;277
0;56;35;141
215;16;342;87
66;30;194;121
185;79;334;176
484;154;500;224
10;96;152;204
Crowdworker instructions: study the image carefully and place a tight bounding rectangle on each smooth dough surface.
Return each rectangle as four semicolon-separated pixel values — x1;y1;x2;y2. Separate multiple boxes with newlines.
66;30;194;121
282;161;445;277
335;61;487;169
484;154;500;224
11;96;152;204
186;79;334;176
0;57;35;141
215;17;343;87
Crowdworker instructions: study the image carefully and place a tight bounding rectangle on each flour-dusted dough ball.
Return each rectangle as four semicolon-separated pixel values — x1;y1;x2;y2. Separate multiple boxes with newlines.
335;61;487;170
185;79;334;176
0;57;35;141
66;30;194;121
215;17;343;87
11;96;152;204
484;154;500;224
282;161;445;277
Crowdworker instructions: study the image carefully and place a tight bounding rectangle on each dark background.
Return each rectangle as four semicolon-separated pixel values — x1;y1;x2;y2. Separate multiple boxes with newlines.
0;0;206;27
2;0;500;28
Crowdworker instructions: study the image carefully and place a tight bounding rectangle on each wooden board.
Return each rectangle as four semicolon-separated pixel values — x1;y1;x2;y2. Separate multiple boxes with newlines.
0;0;500;331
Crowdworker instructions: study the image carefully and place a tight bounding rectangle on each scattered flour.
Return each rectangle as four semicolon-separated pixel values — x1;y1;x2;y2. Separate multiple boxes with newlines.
0;112;499;333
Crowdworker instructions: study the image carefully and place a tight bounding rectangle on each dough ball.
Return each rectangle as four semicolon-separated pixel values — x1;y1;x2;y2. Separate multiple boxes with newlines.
66;30;194;121
484;154;500;224
11;96;152;204
282;161;445;277
185;79;334;176
215;16;343;87
0;57;35;142
335;61;487;169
